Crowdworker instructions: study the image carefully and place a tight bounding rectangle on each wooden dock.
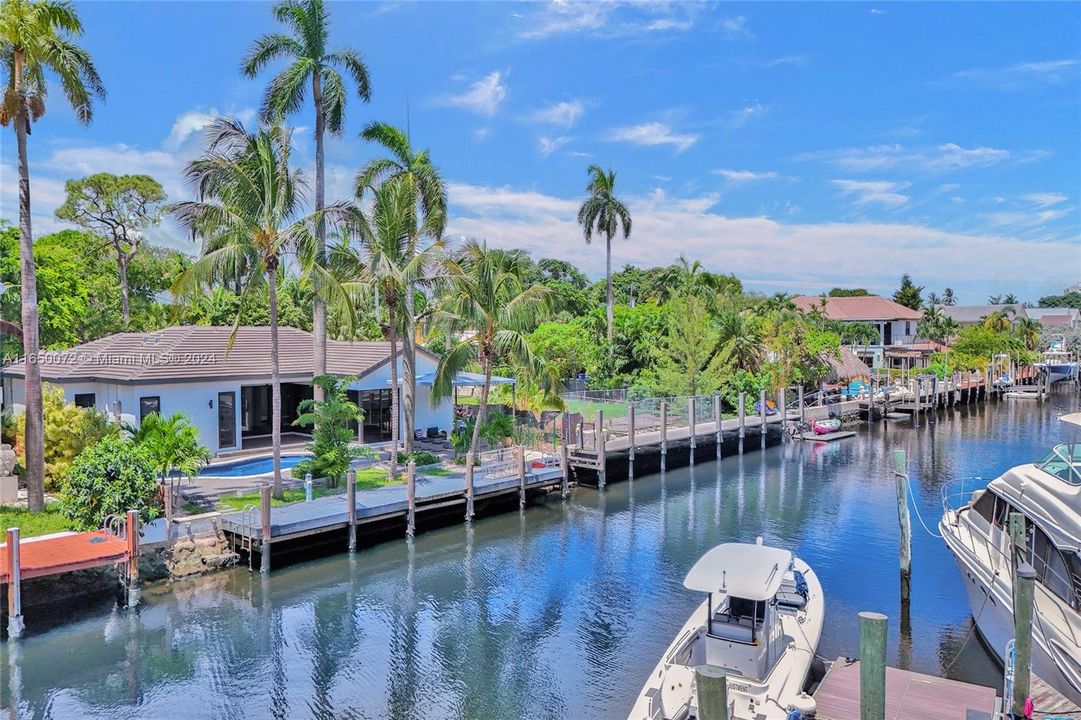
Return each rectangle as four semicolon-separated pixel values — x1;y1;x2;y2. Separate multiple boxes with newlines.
814;658;997;720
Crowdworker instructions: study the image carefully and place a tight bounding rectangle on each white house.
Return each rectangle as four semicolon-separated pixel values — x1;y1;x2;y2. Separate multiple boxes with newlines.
793;295;924;368
1;326;462;456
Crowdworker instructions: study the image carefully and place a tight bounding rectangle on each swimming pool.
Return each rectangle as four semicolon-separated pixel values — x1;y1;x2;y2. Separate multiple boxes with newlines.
199;454;311;478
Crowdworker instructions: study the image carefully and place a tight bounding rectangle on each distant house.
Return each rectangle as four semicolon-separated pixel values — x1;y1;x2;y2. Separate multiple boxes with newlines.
792;295;923;368
938;304;1028;326
1025;307;1079;328
884;340;949;371
1;326;478;456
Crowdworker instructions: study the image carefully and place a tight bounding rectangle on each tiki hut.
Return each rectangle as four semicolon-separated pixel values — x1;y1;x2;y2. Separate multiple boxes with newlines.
821;346;872;384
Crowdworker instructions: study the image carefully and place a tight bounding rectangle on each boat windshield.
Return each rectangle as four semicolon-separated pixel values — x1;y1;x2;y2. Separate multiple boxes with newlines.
1036;443;1081;485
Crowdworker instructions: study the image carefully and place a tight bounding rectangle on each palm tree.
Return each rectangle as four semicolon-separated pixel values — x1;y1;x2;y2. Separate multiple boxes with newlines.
942;287;956;306
716;310;762;371
170;118;335;499
577;165;631;345
336;178;442;479
982;309;1014;333
430;241;555;462
355;122;446;455
129;411;211;483
1;0;105;512
242;0;371;398
1014;318;1042;351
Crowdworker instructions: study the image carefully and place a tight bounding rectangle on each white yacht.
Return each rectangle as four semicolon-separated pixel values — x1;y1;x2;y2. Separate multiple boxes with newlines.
629;541;824;720
940;412;1081;706
1037;337;1078;384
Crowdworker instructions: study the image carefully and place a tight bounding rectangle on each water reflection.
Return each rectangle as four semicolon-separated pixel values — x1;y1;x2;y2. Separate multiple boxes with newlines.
2;393;1079;718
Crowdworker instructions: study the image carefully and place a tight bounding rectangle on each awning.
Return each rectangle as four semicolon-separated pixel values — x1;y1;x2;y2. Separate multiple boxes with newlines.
683;542;793;600
404;371;516;387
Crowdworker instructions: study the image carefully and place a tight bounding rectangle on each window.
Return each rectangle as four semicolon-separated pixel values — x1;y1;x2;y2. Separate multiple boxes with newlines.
74;393;96;408
139;396;161;423
971;490;997;524
1029;525;1079;607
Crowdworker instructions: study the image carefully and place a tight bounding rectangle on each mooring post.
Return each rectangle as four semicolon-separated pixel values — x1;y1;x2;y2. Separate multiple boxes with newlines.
868;375;876;422
758;389;767;436
930;376;938;419
1008;511;1027;576
1014;562;1037;716
688;396;697;450
260;484;272;575
559;444;569;499
596;410;606;489
406;460;417;538
163;481;173;548
660;401;669;470
304;472;313;503
517;445;526;509
737;392;746;441
893;450;912;606
465;453;476;520
859;611;888;720
6;527;24;638
124;509;141;607
713;393;722;459
346;469;357;553
628;403;637;479
797;385;805;429
694;665;729;720
777;388;787;440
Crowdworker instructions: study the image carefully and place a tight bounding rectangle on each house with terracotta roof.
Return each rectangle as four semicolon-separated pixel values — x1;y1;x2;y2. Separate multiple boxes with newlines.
1025;307;1079;328
792;295;923;368
1;326;466;455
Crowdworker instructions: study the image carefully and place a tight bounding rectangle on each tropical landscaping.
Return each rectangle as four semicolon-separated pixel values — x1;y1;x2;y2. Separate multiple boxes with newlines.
0;0;1077;538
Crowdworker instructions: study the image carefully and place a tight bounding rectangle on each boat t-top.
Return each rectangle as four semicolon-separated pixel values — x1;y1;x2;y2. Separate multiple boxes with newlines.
940;412;1081;705
1037;336;1079;384
629;540;824;720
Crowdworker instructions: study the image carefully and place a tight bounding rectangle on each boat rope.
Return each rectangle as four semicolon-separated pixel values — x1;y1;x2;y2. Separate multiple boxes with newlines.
905;475;944;539
940;575;993;676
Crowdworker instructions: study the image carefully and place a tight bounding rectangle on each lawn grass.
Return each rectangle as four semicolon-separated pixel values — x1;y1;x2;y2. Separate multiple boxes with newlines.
418;466;457;477
215;467;395;511
0;504;73;539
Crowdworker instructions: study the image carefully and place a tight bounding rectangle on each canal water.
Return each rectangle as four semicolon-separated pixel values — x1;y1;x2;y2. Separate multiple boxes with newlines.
3;392;1079;719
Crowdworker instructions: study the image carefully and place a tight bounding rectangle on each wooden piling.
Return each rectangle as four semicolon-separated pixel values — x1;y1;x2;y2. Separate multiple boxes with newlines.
517;445;526;509
737;392;746;440
798;385;805;428
346;468;357;553
777;388;787;440
660;401;669;469
1014;562;1037;716
868;375;876;422
758;389;767;435
893;450;912;606
695;665;729;720
1009;511;1026;571
260;484;272;575
406;460;417;538
163;482;173;548
559;444;569;499
6;527;23;638
628;403;637;479
596;410;607;489
465;453;475;520
859;611;888;720
688;396;697;449
713;393;722;459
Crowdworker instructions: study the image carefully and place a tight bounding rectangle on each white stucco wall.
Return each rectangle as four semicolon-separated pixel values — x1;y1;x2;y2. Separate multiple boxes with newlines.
348;352;454;437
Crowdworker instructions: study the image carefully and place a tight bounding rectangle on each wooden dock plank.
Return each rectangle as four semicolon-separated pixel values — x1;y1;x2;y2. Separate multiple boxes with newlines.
0;531;129;582
814;658;996;720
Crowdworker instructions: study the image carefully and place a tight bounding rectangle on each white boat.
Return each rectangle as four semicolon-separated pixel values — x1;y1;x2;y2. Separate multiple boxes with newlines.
629;540;824;720
1037;337;1079;383
940;412;1081;706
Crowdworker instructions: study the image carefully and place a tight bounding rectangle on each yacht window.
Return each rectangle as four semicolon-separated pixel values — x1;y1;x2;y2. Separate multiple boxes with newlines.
1036;444;1081;485
972;491;997;524
1030;526;1077;606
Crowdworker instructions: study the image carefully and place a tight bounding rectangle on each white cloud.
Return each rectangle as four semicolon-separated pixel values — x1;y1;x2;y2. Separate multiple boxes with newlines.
930;143;1009;171
714;169;778;184
538;136;571;156
953;59;1080;88
832;179;911;208
608;122;699;153
729;101;768;128
1023;192;1067;208
518;2;610;40
798;142;1013;173
444;181;1079;298
645;18;693;32
517;2;699;40
765;55;808;67
870;8;887;15
529;100;584;128
164;107;256;151
442;72;507;117
719;16;751;37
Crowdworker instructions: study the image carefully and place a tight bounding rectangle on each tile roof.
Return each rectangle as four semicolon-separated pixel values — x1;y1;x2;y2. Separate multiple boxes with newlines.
937;304;1028;324
792;295;923;321
3;326;427;385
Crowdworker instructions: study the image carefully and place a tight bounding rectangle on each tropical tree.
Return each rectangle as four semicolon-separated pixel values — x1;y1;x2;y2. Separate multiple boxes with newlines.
243;0;372;397
942;287;956;306
0;0;106;512
988;293;1019;305
355;121;446;454
293;374;367;487
577;165;631;345
716;310;762;371
654;291;724;396
170;118;339;499
129;411;211;483
892;274;923;310
1013;317;1043;351
430;241;555;462
982;308;1014;333
55;173;166;326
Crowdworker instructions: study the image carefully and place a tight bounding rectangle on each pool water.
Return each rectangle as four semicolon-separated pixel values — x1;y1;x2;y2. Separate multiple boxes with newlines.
199;453;311;477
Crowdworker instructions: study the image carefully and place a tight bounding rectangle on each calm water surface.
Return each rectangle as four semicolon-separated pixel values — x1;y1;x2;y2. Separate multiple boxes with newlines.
3;393;1080;719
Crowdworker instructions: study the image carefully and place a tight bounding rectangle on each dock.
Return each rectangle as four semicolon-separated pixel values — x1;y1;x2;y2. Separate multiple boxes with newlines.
814;657;997;720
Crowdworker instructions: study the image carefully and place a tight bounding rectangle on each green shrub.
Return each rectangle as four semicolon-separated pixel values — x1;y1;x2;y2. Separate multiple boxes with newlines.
60;436;160;531
293;375;368;487
480;412;514;444
397;450;440;467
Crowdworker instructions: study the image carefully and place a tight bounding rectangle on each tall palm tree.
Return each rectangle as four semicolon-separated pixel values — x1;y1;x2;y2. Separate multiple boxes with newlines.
716;310;762;371
170;117;335;499
942;287;956;306
983;309;1014;334
577;165;631;345
355;121;446;455
1014;317;1042;351
335;178;442;480
430;241;555;462
1;0;104;512
242;0;371;398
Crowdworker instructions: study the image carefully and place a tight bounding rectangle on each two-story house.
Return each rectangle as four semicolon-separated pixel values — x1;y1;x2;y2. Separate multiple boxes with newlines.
793;295;924;368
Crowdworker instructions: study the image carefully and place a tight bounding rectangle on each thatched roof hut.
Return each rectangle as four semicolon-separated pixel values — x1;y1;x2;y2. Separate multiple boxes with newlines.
821;346;871;383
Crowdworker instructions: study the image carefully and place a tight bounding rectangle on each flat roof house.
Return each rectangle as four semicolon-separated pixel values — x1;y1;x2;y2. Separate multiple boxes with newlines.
1;326;456;456
792;295;923;369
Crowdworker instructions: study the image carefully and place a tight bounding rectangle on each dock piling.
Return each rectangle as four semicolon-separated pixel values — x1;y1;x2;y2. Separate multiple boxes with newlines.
346;469;357;553
694;665;729;720
517;445;526;510
660;401;669;470
406;460;417;538
304;472;313;503
737;392;746;441
6;528;23;638
1009;511;1026;570
758;389;767;436
465;453;476;519
596;410;607;489
125;509;140;607
777;389;787;440
859;611;888;720
688;397;696;450
1014;562;1037;716
713;393;722;459
163;482;173;548
628;403;637;478
259;484;271;575
892;450;912;606
559;444;568;499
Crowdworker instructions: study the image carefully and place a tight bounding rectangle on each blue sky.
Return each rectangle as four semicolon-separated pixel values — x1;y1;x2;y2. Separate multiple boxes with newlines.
1;1;1079;303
